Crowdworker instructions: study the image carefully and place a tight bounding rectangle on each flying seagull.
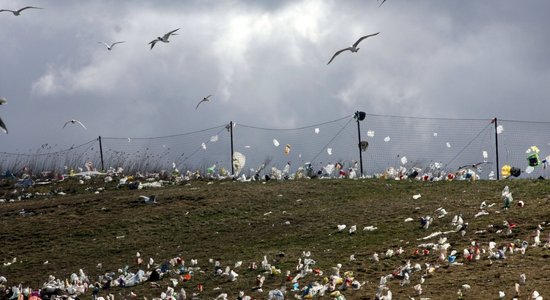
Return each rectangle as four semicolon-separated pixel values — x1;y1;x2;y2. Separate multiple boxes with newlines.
0;6;43;16
378;0;387;7
63;119;87;130
0;97;7;105
195;95;212;110
0;116;7;133
148;28;180;49
98;41;125;51
327;32;380;65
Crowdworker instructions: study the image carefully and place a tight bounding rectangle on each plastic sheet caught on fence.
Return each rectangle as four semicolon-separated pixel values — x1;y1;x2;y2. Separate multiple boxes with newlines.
1;113;549;179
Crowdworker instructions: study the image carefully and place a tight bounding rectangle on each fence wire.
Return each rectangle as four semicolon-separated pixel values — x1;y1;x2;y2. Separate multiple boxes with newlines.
1;114;549;179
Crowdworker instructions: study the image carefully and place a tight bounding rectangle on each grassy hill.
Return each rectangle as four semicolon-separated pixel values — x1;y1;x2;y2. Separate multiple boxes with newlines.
1;177;549;299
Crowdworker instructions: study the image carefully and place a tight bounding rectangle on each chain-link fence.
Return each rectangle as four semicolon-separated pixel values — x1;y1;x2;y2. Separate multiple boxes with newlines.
1;113;548;179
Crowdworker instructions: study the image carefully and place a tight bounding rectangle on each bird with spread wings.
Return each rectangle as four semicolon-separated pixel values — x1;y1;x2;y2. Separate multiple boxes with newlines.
327;32;380;65
0;6;42;16
63;119;87;130
195;95;212;110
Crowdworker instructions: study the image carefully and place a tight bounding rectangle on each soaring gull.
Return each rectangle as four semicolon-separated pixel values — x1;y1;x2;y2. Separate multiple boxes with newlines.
98;41;125;51
195;95;212;110
327;32;380;65
0;6;42;16
63;119;87;130
148;28;180;49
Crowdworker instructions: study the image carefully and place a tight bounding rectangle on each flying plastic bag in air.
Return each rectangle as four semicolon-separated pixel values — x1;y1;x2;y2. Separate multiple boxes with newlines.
233;152;246;174
446;142;451;148
384;136;391;142
273;139;280;147
327;148;333;155
284;144;291;155
315;128;320;134
201;142;207;150
367;130;375;137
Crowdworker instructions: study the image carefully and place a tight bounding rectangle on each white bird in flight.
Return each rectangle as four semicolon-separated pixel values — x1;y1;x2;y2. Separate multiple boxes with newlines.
0;6;43;16
63;119;87;130
98;41;125;51
0;97;7;105
327;32;380;65
195;95;212;110
149;28;180;49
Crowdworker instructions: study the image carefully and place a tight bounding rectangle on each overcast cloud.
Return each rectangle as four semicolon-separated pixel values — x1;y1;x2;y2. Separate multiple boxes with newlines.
1;0;549;153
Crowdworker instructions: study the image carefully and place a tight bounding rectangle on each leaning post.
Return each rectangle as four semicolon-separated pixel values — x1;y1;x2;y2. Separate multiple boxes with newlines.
98;136;105;172
355;111;366;177
229;121;234;175
492;118;500;180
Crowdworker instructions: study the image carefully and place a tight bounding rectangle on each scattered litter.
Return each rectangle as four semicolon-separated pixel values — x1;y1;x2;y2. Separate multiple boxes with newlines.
284;144;291;155
502;186;513;209
139;195;157;204
363;225;378;231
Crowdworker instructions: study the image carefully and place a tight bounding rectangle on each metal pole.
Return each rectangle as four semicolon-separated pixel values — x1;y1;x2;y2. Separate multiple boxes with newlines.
229;121;234;175
493;118;500;180
98;136;105;172
356;112;364;177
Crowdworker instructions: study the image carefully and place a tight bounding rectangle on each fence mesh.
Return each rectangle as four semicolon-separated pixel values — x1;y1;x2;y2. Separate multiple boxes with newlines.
1;114;549;179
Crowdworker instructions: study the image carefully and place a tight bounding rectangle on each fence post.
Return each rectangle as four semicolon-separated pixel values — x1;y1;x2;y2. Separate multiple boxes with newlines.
229;121;234;175
492;118;500;180
98;136;105;172
355;111;366;177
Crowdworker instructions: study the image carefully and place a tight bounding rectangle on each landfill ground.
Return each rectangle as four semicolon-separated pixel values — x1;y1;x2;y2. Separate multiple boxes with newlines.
1;177;549;299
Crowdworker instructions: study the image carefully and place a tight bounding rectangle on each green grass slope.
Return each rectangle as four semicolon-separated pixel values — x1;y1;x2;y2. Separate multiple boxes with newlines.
0;178;549;299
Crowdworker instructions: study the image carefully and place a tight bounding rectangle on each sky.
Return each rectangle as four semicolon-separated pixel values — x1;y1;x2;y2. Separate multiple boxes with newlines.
1;0;550;154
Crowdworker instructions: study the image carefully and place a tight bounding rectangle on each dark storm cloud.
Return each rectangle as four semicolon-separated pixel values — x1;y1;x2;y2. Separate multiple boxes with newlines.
0;0;549;154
